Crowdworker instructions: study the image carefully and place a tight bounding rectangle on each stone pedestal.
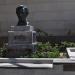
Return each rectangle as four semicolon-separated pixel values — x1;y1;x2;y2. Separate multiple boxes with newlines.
8;25;37;51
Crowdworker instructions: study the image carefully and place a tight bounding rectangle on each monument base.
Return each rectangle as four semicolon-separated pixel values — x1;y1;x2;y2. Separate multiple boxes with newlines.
7;25;37;52
6;25;37;57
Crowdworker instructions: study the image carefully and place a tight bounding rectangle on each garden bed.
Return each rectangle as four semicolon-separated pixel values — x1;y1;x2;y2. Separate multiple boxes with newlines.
0;36;75;58
0;41;75;58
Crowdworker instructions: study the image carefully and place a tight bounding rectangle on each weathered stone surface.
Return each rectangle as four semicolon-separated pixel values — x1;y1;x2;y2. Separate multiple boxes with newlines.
8;25;36;49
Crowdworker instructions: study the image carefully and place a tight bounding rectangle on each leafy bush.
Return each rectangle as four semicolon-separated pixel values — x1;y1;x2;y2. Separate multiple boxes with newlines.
36;42;51;52
0;47;8;57
47;51;60;58
31;50;60;58
31;41;75;58
31;42;60;58
59;41;75;52
61;41;75;47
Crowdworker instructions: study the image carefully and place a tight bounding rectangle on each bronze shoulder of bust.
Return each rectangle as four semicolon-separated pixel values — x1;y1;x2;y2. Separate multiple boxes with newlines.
16;5;29;26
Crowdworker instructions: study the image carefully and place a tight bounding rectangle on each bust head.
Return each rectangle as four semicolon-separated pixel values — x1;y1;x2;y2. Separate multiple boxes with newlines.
16;5;29;26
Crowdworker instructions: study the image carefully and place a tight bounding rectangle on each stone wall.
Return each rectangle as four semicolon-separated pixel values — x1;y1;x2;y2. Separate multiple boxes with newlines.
0;0;75;36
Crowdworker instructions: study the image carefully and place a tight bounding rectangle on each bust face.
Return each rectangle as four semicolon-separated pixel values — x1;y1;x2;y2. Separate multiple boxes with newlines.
16;5;29;22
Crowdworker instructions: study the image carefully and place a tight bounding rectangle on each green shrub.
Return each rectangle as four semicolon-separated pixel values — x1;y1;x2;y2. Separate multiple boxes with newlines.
21;41;75;58
59;41;75;52
0;47;8;57
47;51;60;58
31;50;60;58
37;42;52;52
61;41;75;47
31;41;75;58
31;42;60;58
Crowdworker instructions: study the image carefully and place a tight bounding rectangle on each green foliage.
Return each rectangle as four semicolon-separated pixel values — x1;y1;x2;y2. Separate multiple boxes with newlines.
59;41;75;52
31;42;60;58
61;41;75;47
31;41;75;58
47;51;60;58
31;50;60;58
37;42;51;52
0;47;8;57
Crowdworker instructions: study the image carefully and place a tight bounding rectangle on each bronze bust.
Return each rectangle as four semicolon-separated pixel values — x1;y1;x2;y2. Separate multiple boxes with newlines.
16;5;29;26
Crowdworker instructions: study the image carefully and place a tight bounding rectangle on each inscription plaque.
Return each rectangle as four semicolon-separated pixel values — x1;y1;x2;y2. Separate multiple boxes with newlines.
14;35;26;40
